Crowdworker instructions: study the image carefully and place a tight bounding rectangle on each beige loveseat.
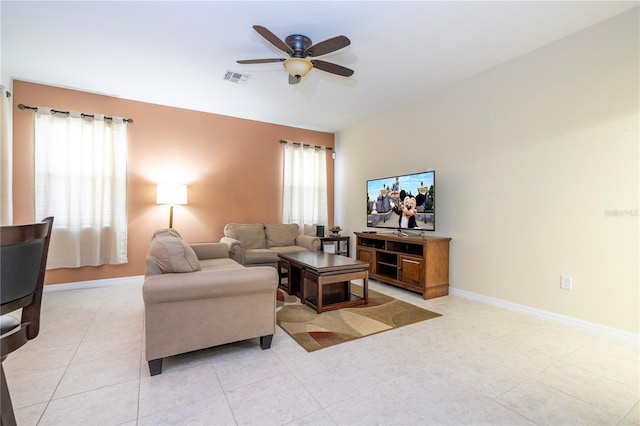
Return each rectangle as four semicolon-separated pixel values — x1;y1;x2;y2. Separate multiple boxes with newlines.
221;223;320;268
142;229;278;375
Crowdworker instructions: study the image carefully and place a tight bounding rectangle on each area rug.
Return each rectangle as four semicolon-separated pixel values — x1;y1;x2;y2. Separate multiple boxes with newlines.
276;286;441;352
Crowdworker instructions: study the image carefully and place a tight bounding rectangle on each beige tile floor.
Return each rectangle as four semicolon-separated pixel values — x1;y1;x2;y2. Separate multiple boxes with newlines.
3;280;639;426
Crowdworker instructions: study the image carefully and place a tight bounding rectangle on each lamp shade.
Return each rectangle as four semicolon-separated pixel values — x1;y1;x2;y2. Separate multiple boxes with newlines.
283;58;313;77
156;183;187;205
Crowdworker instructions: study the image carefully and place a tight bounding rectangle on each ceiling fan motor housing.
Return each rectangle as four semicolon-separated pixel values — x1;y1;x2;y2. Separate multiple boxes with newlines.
285;35;312;58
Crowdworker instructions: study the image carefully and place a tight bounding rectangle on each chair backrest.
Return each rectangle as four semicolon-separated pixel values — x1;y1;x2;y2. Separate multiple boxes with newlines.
1;217;54;340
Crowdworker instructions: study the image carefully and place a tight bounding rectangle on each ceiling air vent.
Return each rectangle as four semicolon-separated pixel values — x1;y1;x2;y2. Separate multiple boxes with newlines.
224;70;250;84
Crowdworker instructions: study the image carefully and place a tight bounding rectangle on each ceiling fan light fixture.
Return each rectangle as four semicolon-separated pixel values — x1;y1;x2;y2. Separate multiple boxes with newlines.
283;58;312;78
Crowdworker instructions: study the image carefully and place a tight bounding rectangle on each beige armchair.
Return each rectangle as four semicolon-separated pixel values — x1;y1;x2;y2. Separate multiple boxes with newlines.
142;229;278;375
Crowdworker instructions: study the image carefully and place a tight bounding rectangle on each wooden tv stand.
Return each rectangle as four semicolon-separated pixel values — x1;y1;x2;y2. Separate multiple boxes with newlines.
355;232;451;300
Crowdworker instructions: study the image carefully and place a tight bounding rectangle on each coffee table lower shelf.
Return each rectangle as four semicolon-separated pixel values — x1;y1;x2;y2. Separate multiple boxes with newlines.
304;292;366;313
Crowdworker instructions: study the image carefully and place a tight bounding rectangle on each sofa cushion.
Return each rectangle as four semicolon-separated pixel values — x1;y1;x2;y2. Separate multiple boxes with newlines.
149;236;201;273
269;245;309;255
225;223;266;250
265;223;299;248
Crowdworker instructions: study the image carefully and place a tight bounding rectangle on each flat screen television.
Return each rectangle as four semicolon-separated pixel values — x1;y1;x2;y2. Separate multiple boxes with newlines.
366;170;435;231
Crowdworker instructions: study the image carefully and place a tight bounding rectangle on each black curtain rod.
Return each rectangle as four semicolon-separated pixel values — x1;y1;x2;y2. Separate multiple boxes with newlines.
279;139;332;151
18;103;133;124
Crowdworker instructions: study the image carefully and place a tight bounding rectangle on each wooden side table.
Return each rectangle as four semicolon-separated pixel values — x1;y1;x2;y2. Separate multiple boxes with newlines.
319;236;350;257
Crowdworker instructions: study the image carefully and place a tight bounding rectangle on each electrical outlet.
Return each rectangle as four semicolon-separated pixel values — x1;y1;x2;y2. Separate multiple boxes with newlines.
561;275;572;290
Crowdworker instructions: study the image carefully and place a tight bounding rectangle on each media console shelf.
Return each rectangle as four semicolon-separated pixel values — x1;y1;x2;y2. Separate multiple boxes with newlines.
354;232;452;299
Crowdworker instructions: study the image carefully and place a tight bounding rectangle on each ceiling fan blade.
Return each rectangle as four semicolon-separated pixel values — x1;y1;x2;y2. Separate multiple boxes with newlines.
311;60;354;77
289;74;301;85
237;58;285;64
253;25;292;55
305;35;351;57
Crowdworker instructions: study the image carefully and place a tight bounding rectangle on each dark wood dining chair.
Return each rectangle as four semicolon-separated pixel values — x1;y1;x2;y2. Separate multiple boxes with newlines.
1;217;54;426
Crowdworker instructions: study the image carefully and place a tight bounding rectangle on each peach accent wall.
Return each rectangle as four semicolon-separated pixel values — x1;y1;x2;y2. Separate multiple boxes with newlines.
12;80;334;285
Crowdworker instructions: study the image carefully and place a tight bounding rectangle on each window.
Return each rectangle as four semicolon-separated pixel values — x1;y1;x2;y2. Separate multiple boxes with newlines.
34;108;128;268
282;142;328;228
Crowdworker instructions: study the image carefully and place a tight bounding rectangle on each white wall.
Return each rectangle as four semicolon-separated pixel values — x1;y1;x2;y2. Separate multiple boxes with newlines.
1;71;11;90
335;9;639;333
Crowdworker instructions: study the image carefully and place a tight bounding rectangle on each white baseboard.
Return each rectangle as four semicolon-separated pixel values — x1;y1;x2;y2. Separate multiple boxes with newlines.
449;287;639;346
43;275;144;292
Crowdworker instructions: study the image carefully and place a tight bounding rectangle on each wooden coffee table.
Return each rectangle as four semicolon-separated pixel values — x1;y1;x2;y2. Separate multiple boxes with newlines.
278;251;369;313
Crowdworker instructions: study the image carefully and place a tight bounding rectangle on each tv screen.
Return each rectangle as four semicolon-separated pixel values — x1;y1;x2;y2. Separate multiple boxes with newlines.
367;171;435;231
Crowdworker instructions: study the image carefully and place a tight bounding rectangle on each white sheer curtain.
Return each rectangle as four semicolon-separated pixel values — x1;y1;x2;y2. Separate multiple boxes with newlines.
34;107;128;268
282;142;328;228
0;86;12;225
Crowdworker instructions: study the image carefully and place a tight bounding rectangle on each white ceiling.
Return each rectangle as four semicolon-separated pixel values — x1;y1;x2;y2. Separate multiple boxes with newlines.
2;1;637;132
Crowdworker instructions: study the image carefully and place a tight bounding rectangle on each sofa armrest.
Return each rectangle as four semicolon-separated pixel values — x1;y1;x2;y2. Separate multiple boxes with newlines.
220;237;244;264
143;267;277;304
296;234;321;251
190;242;229;260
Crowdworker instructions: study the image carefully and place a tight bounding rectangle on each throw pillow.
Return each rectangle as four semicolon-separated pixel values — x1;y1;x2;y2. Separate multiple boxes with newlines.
151;228;182;240
149;236;201;273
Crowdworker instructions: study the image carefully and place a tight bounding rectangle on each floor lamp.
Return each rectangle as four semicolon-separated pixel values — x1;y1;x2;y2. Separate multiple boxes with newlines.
156;183;188;228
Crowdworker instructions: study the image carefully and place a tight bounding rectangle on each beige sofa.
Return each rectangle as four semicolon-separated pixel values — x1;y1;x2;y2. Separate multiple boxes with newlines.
221;223;320;268
142;229;278;375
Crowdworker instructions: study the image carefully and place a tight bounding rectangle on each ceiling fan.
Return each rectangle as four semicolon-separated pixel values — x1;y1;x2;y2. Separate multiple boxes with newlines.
237;25;354;85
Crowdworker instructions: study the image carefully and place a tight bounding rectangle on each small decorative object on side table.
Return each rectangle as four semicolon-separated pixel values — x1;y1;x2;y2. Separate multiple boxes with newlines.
329;226;342;237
